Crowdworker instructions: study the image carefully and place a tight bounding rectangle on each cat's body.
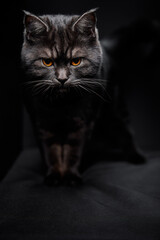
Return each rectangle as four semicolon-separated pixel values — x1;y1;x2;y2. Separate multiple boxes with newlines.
21;9;144;185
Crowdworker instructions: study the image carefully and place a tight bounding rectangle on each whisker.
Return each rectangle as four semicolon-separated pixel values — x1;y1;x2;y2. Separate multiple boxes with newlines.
22;77;111;101
23;79;53;86
86;87;106;101
78;84;106;102
22;79;56;97
74;85;84;97
74;78;107;90
79;78;111;101
42;85;52;96
78;84;92;95
32;85;47;96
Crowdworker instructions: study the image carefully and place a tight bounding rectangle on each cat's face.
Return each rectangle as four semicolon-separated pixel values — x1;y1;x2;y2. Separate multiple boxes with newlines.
21;9;103;96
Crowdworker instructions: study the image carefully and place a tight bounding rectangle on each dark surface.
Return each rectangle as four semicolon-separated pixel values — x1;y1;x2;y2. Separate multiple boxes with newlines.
0;148;160;239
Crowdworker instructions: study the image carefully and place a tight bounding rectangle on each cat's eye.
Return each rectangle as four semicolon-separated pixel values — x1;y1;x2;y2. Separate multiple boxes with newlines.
71;58;81;66
42;58;53;67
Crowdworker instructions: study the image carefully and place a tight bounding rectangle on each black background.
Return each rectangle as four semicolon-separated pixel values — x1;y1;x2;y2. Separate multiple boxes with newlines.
1;0;160;179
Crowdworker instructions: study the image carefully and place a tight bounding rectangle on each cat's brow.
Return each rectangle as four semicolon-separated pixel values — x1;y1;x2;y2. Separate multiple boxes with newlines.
52;46;59;59
39;48;52;59
72;48;86;58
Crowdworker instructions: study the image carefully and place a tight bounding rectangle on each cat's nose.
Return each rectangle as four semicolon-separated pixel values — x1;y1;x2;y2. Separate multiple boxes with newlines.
56;68;69;85
57;78;68;85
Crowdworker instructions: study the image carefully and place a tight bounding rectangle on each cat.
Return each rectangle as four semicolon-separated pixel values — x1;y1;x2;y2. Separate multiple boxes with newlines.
21;9;144;186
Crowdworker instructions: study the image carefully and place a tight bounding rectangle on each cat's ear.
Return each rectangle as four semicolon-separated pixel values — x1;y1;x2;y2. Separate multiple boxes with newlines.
72;8;98;37
23;10;49;42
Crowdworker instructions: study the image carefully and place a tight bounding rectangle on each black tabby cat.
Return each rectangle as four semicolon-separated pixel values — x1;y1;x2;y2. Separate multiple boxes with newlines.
21;9;144;186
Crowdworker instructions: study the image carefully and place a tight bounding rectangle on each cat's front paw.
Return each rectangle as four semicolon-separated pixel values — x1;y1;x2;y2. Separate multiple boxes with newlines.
44;171;62;186
64;171;82;186
44;169;82;186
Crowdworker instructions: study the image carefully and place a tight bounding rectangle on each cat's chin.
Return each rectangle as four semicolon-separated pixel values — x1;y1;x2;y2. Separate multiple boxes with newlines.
51;85;73;98
55;85;75;94
58;87;68;93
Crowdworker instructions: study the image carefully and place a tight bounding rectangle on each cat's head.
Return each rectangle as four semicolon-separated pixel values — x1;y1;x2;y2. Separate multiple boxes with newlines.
21;9;104;97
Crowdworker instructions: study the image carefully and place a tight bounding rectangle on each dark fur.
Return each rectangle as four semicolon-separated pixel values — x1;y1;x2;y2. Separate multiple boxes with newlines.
21;9;144;186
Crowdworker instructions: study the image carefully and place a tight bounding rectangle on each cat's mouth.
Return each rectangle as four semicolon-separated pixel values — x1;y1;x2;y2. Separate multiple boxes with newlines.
59;87;68;93
54;84;70;94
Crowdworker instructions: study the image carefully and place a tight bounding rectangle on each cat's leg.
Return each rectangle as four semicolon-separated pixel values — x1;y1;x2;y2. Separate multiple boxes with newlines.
37;129;64;185
60;124;88;185
43;143;64;186
43;142;83;186
62;120;97;184
62;143;83;185
38;126;86;186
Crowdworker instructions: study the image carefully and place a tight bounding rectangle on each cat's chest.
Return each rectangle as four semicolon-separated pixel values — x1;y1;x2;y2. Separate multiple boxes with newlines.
32;96;98;132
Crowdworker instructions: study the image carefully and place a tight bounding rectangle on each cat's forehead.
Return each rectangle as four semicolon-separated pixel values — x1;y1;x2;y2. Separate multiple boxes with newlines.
45;14;77;27
40;45;86;60
42;14;77;36
41;15;87;59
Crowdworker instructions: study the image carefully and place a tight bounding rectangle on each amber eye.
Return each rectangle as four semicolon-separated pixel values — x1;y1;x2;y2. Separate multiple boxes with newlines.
42;58;53;67
71;58;81;66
